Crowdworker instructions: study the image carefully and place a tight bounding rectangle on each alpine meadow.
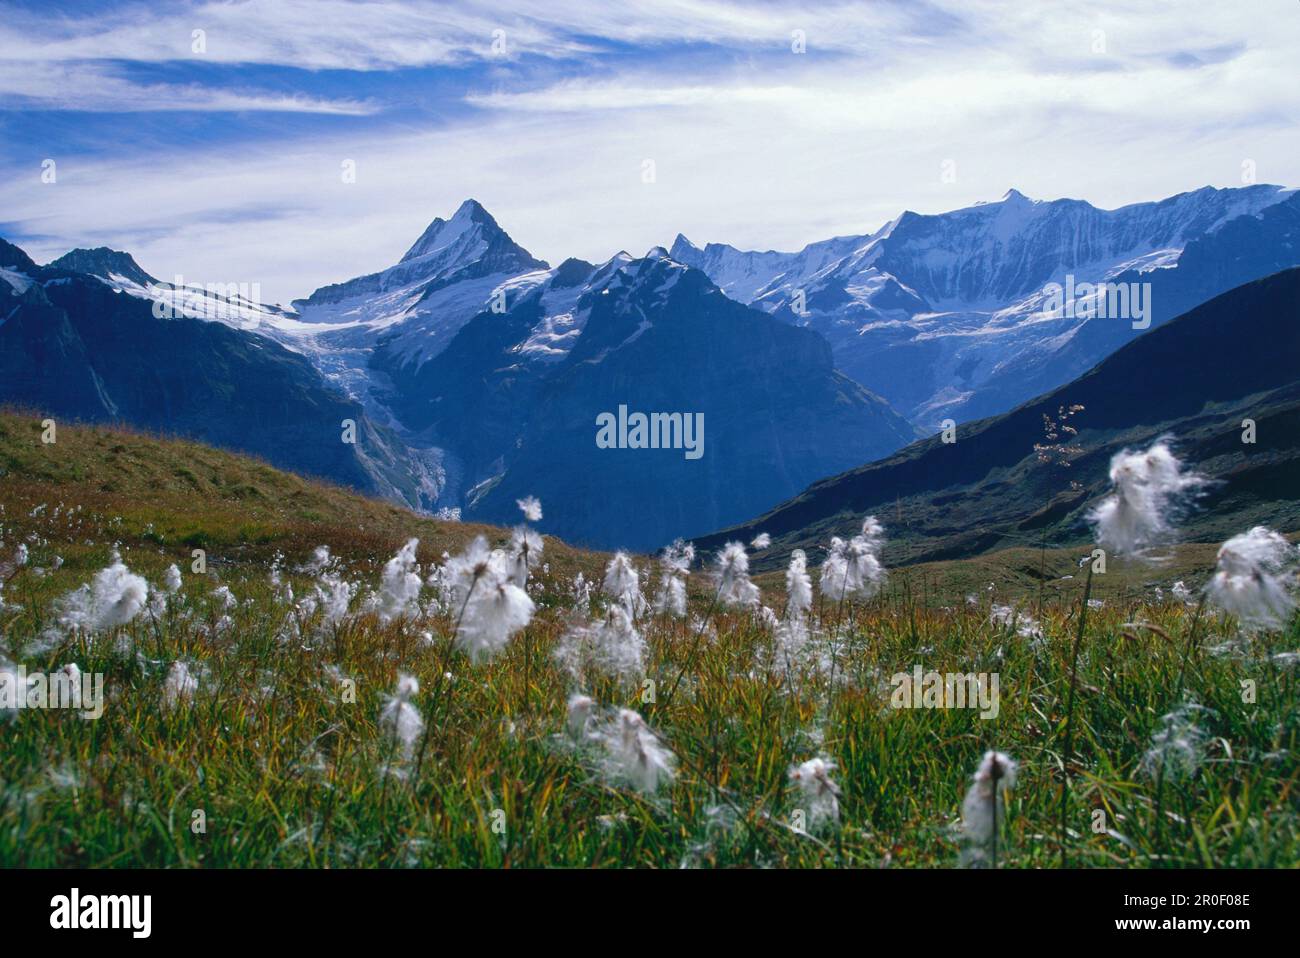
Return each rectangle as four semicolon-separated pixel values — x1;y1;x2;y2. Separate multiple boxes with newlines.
1;1;1299;932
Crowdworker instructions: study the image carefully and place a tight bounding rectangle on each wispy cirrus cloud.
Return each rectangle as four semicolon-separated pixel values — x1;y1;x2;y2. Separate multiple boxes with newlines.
0;0;1297;305
0;61;377;113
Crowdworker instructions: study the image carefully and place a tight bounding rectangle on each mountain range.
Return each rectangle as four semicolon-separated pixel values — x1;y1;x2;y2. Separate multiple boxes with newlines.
3;184;1298;554
698;266;1300;568
671;185;1298;426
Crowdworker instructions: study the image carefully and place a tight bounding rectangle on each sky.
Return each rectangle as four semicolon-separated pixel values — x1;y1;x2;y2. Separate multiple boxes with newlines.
1;0;1298;304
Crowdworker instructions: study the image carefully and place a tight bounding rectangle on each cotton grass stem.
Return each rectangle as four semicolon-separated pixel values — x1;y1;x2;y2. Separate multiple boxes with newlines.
1058;563;1094;868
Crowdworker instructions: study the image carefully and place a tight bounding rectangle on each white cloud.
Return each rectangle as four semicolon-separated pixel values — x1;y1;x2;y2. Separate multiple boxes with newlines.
1;1;1297;303
0;61;376;113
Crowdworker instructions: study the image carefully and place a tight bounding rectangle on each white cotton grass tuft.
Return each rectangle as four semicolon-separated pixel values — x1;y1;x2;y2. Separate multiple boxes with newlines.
375;538;422;623
603;709;676;794
162;661;197;711
516;496;543;523
773;618;814;676
379;673;424;760
555;604;642;684
653;539;693;617
162;564;182;594
444;535;495;601
566;694;594;739
445;536;534;663
56;550;149;633
1088;440;1206;556
788;757;841;832
458;578;534;663
990;604;1043;642
507;526;544;589
751;532;771;550
312;567;355;629
1140;703;1212;781
820;515;887;603
785;549;813;621
212;584;237;610
714;541;759;609
1205;526;1297;631
602;551;645;615
556;605;645;682
960;750;1018;867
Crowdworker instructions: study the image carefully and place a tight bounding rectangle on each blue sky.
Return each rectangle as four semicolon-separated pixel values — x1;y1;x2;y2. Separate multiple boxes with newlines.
1;0;1298;303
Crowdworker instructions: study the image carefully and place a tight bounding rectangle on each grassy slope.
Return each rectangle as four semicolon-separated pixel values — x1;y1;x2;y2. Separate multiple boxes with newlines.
2;412;1297;867
0;409;603;583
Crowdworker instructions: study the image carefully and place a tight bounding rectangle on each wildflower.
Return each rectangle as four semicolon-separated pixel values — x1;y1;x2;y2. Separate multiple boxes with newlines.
212;585;237;610
788;757;841;832
1206;526;1296;631
555;603;645;682
990;604;1042;641
604;709;675;794
602;551;644;615
1141;704;1212;781
507;526;543;590
820;516;887;602
751;532;771;550
566;693;594;739
59;662;83;702
593;605;645;679
773;617;812;672
313;570;355;629
653;539;693;617
785;549;813;621
379;673;424;760
571;572;591;611
1088;440;1206;555
162;564;182;594
162;661;197;711
714;542;759;609
445;535;496;604
516;496;543;523
456;575;534;663
304;545;333;574
375;538;422;623
960;751;1018;867
55;551;148;633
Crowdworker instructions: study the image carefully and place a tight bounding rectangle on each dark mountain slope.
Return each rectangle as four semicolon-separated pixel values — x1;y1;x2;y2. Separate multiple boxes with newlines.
0;246;425;503
393;251;919;551
696;267;1300;568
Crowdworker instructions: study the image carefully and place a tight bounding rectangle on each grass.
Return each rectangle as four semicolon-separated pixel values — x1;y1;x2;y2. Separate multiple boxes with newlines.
1;411;1297;868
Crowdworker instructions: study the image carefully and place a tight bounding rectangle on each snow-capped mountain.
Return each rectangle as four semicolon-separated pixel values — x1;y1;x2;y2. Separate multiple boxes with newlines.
2;206;918;549
8;182;1298;553
0;243;432;505
385;246;916;549
671;185;1298;427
